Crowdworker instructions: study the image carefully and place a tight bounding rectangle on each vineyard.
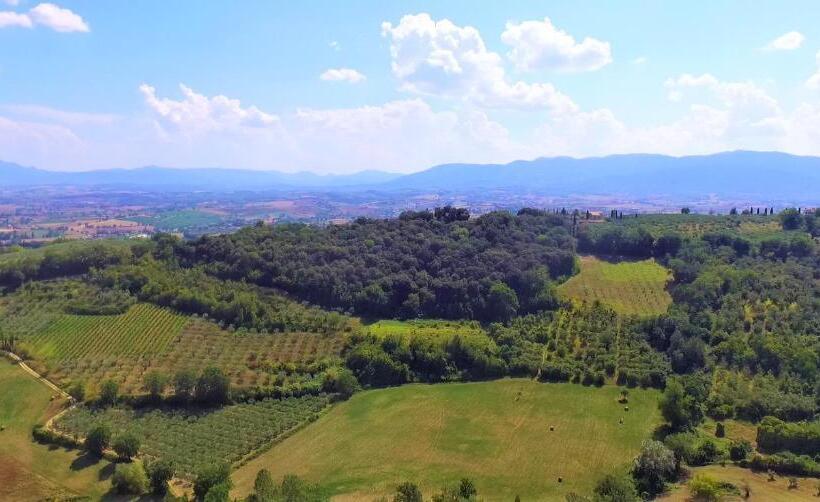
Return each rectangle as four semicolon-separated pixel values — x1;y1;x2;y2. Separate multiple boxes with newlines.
26;303;186;361
365;319;487;342
53;395;330;475
557;256;672;316
36;316;344;395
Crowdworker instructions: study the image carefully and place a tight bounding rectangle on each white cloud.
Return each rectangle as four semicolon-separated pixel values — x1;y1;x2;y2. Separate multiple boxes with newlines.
139;83;279;134
320;68;366;83
3;0;20;5
329;40;340;51
381;13;577;113
764;31;805;51
1;3;89;32
0;10;31;28
501;17;612;72
806;50;820;90
632;56;647;65
28;3;88;32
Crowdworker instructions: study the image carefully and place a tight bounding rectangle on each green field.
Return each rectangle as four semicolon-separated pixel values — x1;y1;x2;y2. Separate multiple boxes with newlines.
558;256;672;316
54;394;330;476
232;379;661;500
134;209;224;231
0;359;112;501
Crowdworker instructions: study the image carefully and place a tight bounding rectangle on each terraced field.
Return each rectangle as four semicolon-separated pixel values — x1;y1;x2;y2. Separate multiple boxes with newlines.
558;256;672;316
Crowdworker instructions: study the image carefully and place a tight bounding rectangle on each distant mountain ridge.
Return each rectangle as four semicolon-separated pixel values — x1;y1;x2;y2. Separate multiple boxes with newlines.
1;151;818;200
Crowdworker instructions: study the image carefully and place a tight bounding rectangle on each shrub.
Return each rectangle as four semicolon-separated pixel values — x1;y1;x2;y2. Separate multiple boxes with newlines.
111;461;149;495
593;473;639;501
715;422;725;438
112;432;140;461
756;416;820;456
68;381;86;402
203;482;231;502
85;424;111;456
194;463;232;500
147;459;175;495
633;440;677;496
98;380;119;407
688;473;724;502
729;440;753;461
394;481;423;502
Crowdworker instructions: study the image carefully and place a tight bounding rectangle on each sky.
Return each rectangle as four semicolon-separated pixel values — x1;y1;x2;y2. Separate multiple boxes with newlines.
3;1;820;173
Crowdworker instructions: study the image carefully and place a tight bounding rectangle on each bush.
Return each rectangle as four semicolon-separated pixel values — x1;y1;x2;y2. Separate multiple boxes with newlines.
194;463;232;500
322;366;360;400
203;482;231;502
147;459;175;495
394;481;423;502
756;416;820;456
593;473;639;501
85;424;111;456
633;440;677;496
715;422;725;438
749;452;820;477
68;381;86;402
688;473;724;502
112;433;140;461
729;440;753;461
98;380;119;407
111;461;149;495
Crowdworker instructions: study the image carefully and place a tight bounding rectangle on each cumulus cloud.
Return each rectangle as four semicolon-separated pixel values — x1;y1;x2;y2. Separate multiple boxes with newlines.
139;83;279;134
381;13;577;113
320;68;366;83
0;3;88;32
764;31;805;51
0;10;31;27
501;17;612;72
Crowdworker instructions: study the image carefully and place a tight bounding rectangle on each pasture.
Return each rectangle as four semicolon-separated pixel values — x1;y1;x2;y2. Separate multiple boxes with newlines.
0;359;112;501
558;255;672;316
232;379;662;500
660;464;818;501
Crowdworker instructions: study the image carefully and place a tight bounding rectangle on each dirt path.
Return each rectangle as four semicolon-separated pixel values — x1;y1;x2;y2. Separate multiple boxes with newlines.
2;351;71;400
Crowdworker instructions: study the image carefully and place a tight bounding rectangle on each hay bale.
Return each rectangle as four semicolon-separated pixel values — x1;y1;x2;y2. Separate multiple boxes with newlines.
549;425;555;431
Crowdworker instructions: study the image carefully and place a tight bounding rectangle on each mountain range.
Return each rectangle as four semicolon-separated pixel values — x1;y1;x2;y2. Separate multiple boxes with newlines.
2;151;818;200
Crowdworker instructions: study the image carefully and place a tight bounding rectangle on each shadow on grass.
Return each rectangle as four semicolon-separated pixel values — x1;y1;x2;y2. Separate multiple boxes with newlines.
101;490;157;501
98;462;115;481
69;451;101;471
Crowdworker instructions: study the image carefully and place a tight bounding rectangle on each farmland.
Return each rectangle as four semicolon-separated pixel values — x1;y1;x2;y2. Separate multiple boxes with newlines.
0;359;112;501
232;379;662;500
557;255;672;316
53;394;330;476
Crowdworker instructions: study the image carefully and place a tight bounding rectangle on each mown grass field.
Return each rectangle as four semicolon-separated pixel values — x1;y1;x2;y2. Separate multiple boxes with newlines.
54;395;330;476
232;379;661;500
0;359;112;501
558;255;672;316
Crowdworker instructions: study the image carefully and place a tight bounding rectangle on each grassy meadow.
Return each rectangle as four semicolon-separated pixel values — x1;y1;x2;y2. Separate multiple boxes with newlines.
232;379;662;500
659;464;819;501
0;359;112;501
558;255;672;316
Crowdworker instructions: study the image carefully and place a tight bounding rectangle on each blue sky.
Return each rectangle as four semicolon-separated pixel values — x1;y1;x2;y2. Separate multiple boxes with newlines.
3;1;820;172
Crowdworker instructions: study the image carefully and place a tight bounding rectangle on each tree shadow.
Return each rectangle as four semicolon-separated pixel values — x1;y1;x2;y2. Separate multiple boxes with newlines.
98;461;115;481
70;451;101;471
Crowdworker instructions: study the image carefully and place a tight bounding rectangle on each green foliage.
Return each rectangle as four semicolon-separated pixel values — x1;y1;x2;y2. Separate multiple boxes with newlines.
321;366;359;399
660;377;704;430
98;379;119;407
592;473;639;502
632;440;676;496
204;482;231;502
173;368;197;402
486;281;519;323
194;463;232;500
144;370;169;400
113;432;140;460
55;395;329;475
85;424;111;456
68;381;86;402
729;440;752;461
176;210;575;321
195;366;231;405
147;459;175;495
688;473;727;502
394;481;423;502
756;416;820;455
111;460;149;495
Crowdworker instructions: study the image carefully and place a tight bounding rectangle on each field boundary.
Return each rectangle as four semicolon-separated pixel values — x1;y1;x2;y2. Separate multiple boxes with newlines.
2;350;71;400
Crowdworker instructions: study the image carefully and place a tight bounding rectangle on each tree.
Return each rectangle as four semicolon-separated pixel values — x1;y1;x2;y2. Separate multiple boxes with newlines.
688;474;723;502
632;440;676;497
251;469;276;501
729;440;753;461
322;366;360;400
143;370;169;400
681;207;691;214
111;461;149;495
780;208;802;230
659;378;703;430
68;381;86;402
394;481;423;502
147;459;175;495
715;422;725;438
195;366;231;405
113;432;140;461
173;368;197;402
203;482;231;502
486;281;519;323
194;463;231;500
593;473;639;502
85;424;111;456
98;379;119;407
